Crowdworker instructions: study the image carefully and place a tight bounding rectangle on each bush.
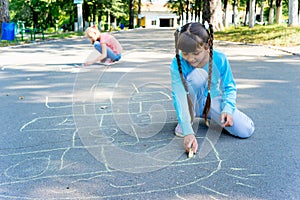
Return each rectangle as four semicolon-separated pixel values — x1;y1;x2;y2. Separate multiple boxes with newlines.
46;27;56;33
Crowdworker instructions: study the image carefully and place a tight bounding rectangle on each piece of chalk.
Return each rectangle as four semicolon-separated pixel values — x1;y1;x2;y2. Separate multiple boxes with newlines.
188;148;194;158
74;64;83;68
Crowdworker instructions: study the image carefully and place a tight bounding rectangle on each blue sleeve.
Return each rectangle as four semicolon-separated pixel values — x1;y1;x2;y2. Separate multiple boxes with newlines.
170;57;194;136
216;51;236;115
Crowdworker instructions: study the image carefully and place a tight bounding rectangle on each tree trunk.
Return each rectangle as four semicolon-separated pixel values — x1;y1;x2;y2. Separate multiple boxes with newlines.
92;3;96;25
98;4;103;30
260;0;264;23
249;0;256;27
202;0;211;24
288;0;299;26
275;0;283;24
185;0;189;24
202;0;224;31
210;0;224;31
244;0;250;26
129;0;134;29
0;0;10;37
137;0;141;27
269;0;275;24
194;0;200;22
233;0;239;27
223;0;229;27
180;0;184;25
196;0;202;22
191;2;194;21
299;0;300;24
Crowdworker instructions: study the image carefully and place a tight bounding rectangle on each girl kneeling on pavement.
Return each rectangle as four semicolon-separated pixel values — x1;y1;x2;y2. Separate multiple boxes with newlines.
170;22;255;155
84;26;122;66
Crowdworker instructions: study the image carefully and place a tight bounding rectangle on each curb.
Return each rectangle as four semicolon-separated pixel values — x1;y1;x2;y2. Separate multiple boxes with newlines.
215;40;300;57
267;46;300;56
1;35;86;49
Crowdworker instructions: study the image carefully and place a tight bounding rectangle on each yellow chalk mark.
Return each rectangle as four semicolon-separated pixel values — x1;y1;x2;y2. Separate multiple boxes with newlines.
200;185;229;197
139;101;142;112
175;191;188;200
56;118;69;126
230;167;247;171
99;114;104;127
225;173;248;180
247;173;264;177
60;147;72;170
208;195;219;200
109;182;145;189
4;157;50;180
19;118;39;132
71;174;113;184
72;129;78;147
131;83;139;93
159;91;172;100
236;181;255;188
19;114;75;132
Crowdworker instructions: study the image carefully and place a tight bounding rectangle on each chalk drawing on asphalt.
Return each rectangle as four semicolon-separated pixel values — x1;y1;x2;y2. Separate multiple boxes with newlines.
0;81;263;199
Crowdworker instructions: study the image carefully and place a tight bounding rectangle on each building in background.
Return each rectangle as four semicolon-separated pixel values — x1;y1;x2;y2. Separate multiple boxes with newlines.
137;0;178;28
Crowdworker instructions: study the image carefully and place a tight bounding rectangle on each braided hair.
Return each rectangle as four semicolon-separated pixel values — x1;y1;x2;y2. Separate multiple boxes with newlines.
174;22;214;126
174;23;194;123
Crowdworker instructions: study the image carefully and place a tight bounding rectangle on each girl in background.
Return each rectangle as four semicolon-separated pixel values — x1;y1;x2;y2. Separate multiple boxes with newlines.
84;26;122;66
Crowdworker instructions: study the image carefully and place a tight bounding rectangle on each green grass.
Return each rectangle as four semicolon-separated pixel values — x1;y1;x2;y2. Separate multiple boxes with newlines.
214;24;300;47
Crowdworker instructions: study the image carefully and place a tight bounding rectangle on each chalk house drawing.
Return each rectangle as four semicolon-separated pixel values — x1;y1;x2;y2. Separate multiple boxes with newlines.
0;63;262;199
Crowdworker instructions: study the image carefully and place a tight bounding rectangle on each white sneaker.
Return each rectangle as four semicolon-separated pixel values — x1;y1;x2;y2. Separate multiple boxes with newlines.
174;124;184;138
100;58;113;65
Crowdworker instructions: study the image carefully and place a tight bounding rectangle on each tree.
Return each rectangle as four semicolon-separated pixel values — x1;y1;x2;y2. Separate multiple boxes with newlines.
275;0;283;23
194;0;201;22
288;0;299;26
82;0;127;30
259;0;264;24
185;0;189;23
244;0;249;26
166;0;223;30
202;0;224;31
269;0;275;24
0;0;10;37
223;0;229;27
202;0;210;23
9;0;70;30
137;0;141;27
9;0;128;31
128;0;134;29
249;0;256;27
210;0;224;31
232;0;239;27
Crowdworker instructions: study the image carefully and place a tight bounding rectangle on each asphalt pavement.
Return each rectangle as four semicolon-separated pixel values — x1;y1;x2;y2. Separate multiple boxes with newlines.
0;28;299;200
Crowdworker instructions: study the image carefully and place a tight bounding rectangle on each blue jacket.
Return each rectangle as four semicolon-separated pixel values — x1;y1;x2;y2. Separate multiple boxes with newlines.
170;49;237;136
